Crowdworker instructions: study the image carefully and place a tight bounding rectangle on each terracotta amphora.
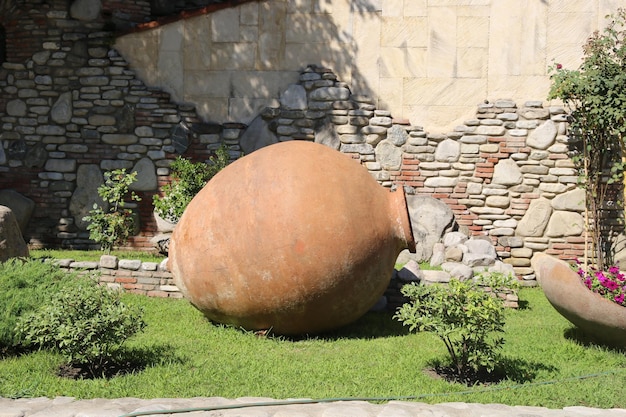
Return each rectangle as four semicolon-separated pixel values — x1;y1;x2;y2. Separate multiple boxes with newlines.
532;253;626;347
169;140;415;335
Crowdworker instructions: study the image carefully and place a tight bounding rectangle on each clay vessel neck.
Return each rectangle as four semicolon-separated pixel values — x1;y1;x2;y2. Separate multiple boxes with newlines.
388;189;416;253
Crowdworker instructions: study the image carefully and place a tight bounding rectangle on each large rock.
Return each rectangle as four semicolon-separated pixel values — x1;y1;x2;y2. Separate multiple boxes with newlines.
551;188;585;212
315;120;341;150
0;190;35;235
435;139;461;162
463;237;497;267
51;92;72;124
545;211;584;237
70;164;105;230
239;115;279;155
405;195;456;262
527;120;557;150
0;206;29;262
70;0;102;21
129;157;157;191
375;140;403;171
492;159;523;186
516;198;552;237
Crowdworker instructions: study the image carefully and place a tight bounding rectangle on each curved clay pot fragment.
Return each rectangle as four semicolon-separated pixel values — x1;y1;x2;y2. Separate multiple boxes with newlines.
169;140;415;335
532;253;626;347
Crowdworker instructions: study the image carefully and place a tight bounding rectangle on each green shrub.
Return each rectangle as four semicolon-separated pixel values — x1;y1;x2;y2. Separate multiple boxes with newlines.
474;270;521;292
394;279;506;382
153;145;230;223
0;259;81;352
83;169;141;254
16;281;146;374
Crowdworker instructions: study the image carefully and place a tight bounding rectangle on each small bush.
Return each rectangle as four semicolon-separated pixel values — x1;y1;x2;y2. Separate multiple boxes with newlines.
153;145;230;223
16;281;146;375
474;270;520;292
0;259;81;352
395;279;506;383
83;169;141;254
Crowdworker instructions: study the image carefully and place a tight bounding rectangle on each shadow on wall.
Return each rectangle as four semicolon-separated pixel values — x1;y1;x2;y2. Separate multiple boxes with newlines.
117;0;381;125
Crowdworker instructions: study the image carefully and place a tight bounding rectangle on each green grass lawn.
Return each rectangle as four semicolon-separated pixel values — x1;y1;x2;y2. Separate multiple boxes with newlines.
1;287;625;408
29;249;165;263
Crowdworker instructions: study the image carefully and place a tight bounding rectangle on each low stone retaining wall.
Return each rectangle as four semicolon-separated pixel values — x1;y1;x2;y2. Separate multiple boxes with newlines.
55;255;518;311
56;255;181;299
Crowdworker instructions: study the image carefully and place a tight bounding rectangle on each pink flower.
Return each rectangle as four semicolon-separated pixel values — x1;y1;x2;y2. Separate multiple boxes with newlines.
556;63;563;70
614;294;625;305
603;279;619;291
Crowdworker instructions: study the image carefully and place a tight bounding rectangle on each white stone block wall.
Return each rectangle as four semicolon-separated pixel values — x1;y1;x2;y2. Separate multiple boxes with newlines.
115;0;624;131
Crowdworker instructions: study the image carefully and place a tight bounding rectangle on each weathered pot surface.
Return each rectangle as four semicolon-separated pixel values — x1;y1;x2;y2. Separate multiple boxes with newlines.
169;140;415;335
532;253;626;346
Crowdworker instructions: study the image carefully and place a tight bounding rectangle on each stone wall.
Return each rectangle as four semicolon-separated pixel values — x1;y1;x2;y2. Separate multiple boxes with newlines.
2;0;621;282
56;255;181;298
0;0;243;250
55;255;519;310
236;64;599;285
114;0;623;132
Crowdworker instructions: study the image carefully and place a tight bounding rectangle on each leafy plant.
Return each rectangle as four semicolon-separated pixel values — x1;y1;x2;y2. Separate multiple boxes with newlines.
0;259;82;352
395;279;506;383
153;145;230;223
83;169;141;254
548;8;626;270
16;280;146;376
474;270;521;292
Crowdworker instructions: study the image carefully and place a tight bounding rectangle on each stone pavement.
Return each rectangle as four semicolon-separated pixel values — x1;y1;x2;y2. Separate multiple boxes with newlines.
1;397;626;417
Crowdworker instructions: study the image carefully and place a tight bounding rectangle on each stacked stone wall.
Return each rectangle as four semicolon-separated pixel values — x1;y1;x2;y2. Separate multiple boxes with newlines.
246;65;606;284
2;0;622;283
57;256;180;298
0;1;245;250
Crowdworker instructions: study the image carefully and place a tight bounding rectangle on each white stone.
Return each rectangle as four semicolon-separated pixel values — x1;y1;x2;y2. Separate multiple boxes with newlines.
546;211;585;237
486;195;510;208
516;198;552;237
492;159;522;186
434;139;460;162
424;177;458;188
527;120;557;150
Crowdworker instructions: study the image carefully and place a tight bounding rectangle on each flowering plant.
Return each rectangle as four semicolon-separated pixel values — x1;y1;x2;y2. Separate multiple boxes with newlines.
575;260;626;306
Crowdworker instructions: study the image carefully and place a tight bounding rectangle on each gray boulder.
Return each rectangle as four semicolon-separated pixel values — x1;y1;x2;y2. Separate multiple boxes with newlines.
239;115;279;155
442;262;473;281
0;189;35;235
0;206;29;262
463;238;498;267
70;164;105;230
70;0;102;21
406;195;456;262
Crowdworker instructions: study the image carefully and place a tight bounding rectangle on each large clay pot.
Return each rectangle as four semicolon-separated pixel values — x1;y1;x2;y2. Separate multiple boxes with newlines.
532;253;626;346
169;141;415;335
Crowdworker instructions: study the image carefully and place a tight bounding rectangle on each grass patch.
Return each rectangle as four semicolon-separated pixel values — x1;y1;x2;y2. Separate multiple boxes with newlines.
29;249;165;263
1;287;625;407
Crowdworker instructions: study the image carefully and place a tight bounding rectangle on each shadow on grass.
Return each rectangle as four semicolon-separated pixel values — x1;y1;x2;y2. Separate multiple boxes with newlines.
516;298;530;310
279;311;411;342
264;311;410;341
426;356;558;386
563;327;626;353
57;343;184;380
